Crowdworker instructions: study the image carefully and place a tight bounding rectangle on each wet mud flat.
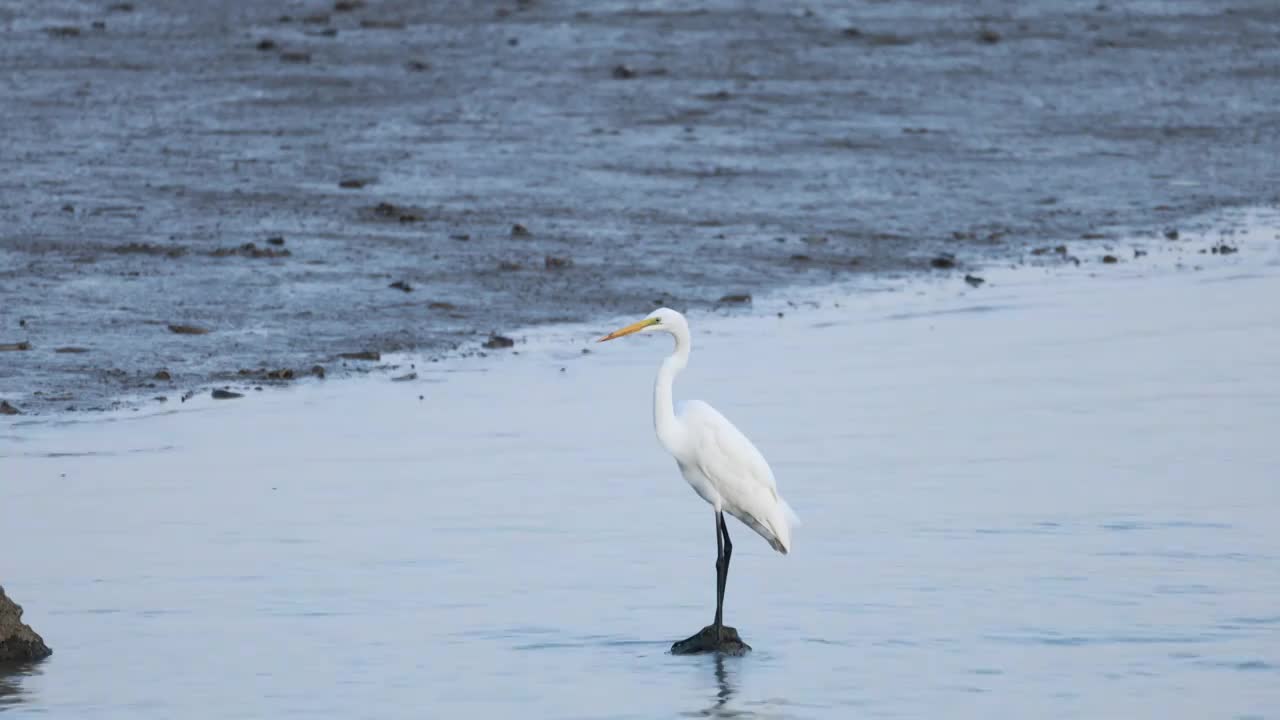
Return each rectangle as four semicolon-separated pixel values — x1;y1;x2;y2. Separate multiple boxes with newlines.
2;1;1279;413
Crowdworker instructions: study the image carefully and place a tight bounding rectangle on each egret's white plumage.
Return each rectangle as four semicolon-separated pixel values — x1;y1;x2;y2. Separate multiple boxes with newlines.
599;307;798;552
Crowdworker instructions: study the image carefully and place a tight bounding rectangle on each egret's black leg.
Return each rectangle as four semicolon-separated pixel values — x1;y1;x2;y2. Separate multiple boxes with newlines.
714;511;729;639
720;512;733;590
670;511;750;656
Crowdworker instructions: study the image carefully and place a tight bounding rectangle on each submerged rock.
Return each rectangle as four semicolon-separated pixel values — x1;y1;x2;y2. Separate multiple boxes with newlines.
0;586;52;662
671;624;750;656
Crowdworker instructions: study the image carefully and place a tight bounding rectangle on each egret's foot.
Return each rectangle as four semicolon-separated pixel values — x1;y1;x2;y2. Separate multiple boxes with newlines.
670;624;751;656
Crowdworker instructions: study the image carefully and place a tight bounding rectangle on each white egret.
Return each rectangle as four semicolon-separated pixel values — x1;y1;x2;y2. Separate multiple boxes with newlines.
598;307;797;654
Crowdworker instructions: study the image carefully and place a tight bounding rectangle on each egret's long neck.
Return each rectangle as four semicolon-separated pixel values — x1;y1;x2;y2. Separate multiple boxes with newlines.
654;327;691;455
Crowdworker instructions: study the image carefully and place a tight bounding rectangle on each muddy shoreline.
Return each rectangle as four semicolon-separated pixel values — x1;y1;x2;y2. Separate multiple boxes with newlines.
3;1;1279;414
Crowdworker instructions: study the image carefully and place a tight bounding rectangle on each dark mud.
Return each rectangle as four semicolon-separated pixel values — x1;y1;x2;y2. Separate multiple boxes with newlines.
2;1;1279;413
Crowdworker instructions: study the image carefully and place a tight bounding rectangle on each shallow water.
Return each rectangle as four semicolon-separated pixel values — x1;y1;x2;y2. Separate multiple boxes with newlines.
3;218;1280;718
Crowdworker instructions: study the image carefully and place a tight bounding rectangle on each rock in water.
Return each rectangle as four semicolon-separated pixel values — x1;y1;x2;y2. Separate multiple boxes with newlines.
670;624;751;656
0;586;52;662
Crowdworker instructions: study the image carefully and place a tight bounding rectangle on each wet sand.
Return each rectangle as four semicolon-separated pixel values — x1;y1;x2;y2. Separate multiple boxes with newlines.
3;1;1280;413
2;210;1278;717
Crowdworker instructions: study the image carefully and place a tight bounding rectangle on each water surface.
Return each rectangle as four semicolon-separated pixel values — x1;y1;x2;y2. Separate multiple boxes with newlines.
3;225;1280;717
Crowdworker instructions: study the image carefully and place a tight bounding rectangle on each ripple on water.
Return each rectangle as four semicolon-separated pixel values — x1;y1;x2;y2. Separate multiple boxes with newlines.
988;630;1231;647
1193;659;1277;672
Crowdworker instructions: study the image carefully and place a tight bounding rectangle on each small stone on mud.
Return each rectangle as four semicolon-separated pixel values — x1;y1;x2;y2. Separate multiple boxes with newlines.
210;243;290;259
719;293;752;304
339;178;368;189
483;334;515;349
0;401;20;415
154;370;172;381
964;274;985;287
256;39;277;51
1102;254;1119;264
1211;243;1238;254
405;60;430;72
1164;228;1180;240
450;234;470;241
0;341;31;351
389;280;413;292
930;255;957;269
370;202;421;222
266;236;285;246
45;26;81;37
1134;248;1148;258
612;64;637;79
55;346;88;353
311;365;326;378
339;351;380;361
511;223;531;237
108;2;134;11
978;28;1002;44
333;0;365;11
211;389;243;400
544;255;572;269
1081;232;1106;239
392;372;417;382
790;254;811;262
167;324;210;335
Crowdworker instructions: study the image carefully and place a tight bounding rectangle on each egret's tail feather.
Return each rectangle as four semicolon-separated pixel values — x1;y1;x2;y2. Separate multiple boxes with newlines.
780;497;800;527
767;495;797;555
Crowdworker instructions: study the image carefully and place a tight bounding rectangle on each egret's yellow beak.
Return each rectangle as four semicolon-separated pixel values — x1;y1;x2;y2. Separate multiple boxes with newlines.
598;317;659;342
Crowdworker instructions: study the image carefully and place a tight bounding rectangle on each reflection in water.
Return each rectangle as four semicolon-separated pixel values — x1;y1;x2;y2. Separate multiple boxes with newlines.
712;654;734;716
688;655;744;719
0;665;32;709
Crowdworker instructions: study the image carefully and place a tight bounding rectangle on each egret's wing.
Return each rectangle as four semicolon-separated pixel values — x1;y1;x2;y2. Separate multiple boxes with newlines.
682;400;795;552
683;400;777;496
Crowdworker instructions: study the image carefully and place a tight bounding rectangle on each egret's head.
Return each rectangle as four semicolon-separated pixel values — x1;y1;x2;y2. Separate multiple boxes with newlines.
597;307;686;343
